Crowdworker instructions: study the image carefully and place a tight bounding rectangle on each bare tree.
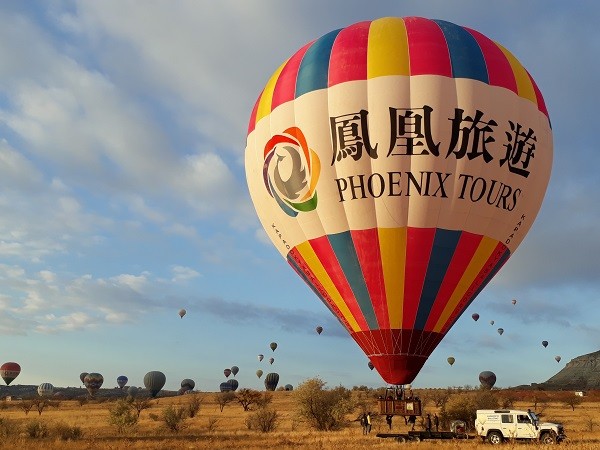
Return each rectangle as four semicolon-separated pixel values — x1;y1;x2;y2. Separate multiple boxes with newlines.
236;388;264;411
131;397;153;418
214;392;236;412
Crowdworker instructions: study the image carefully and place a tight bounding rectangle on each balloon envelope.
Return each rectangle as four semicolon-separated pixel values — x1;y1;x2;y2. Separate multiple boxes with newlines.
479;371;496;390
268;357;274;365
471;313;479;322
447;356;455;366
84;373;104;397
316;326;323;335
256;369;264;379
368;361;375;370
219;382;233;392
38;382;54;397
258;354;264;362
227;379;239;391
542;340;548;348
144;371;166;398
181;378;195;390
231;366;239;377
511;299;517;305
490;320;495;326
117;375;128;389
555;355;561;363
79;372;88;384
497;328;504;335
224;368;232;378
127;386;139;397
245;16;552;386
179;308;186;318
285;384;294;391
270;342;277;352
0;362;21;386
264;373;279;391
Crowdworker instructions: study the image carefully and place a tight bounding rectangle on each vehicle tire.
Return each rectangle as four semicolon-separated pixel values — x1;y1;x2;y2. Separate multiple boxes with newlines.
540;432;557;444
395;436;407;443
487;431;503;445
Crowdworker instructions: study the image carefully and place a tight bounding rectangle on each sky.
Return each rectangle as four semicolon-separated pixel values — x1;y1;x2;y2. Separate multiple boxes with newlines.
0;1;599;393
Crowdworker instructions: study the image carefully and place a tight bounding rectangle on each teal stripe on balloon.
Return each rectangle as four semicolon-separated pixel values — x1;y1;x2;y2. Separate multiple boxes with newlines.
328;231;378;330
296;28;341;98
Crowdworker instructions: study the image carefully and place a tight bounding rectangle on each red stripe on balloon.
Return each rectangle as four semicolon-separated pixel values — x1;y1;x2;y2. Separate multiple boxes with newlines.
272;42;312;111
328;21;370;87
527;70;549;119
247;91;262;134
351;228;390;329
405;17;451;77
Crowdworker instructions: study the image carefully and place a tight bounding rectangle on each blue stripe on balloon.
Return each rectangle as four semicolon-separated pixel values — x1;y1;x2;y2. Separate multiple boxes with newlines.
434;19;488;83
328;231;379;330
296;28;341;98
414;229;462;330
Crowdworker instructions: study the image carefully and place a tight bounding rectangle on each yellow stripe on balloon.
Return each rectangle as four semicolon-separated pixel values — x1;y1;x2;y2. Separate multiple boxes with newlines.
296;241;362;333
255;60;288;124
496;43;537;105
367;17;410;78
378;227;407;329
432;236;499;333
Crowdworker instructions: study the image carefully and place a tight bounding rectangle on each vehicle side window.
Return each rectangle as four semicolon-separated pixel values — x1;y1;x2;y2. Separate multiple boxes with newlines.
517;415;531;423
501;415;514;423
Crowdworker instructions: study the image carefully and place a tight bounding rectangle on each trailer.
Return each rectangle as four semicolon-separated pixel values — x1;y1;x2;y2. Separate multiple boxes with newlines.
376;430;470;443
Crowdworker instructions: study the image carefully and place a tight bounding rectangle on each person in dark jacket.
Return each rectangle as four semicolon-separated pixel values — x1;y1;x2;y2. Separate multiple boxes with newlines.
426;413;432;432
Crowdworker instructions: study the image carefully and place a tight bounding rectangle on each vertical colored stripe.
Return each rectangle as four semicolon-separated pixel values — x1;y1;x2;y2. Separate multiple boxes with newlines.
405;17;451;77
434;20;488;83
423;231;483;331
271;42;312;111
351;228;390;329
414;229;461;330
293;241;362;332
496;42;537;104
378;227;407;329
247;92;261;134
329;232;379;330
367;17;409;78
328;21;370;86
402;227;436;328
296;28;341;97
432;235;500;332
255;60;288;124
466;27;517;94
527;70;550;120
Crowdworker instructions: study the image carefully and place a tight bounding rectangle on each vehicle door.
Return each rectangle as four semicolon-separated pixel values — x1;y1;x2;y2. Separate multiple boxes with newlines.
515;414;537;438
500;414;517;438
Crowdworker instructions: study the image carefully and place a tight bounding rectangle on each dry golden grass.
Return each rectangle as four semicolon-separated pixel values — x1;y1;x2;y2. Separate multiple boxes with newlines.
2;391;600;449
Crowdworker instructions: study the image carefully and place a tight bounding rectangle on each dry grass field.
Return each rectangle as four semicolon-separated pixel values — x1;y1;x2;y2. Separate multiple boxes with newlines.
2;390;600;449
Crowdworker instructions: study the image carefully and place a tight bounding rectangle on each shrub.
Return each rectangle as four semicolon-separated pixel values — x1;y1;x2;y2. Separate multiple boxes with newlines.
236;388;263;411
25;420;49;438
187;393;202;418
440;390;499;431
293;377;354;431
206;416;219;432
162;405;188;432
214;392;236;412
0;417;18;437
108;398;138;433
53;421;83;440
245;407;279;432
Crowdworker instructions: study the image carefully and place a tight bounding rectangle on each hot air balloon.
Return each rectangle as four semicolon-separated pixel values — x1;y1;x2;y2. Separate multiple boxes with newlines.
268;357;275;365
555;356;561;363
181;379;195;390
479;371;496;390
231;366;239;377
117;375;128;389
224;368;232;378
220;382;232;392
490;320;495;326
258;354;264;362
0;362;21;385
471;313;480;322
227;379;239;391
497;328;504;336
447;356;455;366
127;386;139;397
511;299;517;305
79;372;88;384
245;16;552;386
179;308;186;318
316;326;323;335
256;369;264;379
542;340;548;348
285;384;294;391
264;373;279;391
38;382;54;397
144;371;166;398
270;342;277;352
84;373;104;397
368;361;375;370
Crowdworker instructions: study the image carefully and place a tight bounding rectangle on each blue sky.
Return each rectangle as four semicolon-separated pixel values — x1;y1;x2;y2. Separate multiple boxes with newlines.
1;1;599;392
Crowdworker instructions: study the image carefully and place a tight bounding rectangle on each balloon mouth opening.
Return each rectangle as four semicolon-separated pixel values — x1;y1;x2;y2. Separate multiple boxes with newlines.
369;354;427;385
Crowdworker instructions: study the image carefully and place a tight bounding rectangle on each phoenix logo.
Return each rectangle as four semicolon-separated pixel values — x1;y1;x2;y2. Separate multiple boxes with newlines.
262;127;320;217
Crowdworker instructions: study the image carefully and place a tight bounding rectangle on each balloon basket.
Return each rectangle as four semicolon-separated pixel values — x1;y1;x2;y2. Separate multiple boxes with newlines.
378;386;422;416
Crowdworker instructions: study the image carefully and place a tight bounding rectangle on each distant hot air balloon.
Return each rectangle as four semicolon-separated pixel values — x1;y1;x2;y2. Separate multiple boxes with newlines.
479;371;497;390
256;369;264;379
490;320;495;326
512;299;517;305
0;362;21;385
220;382;233;392
368;361;375;370
542;340;549;348
258;354;264;362
38;382;54;397
117;375;128;389
179;308;186;318
144;371;166;398
447;356;455;366
231;366;239;377
245;17;552;386
268;357;274;365
127;386;139;397
555;356;561;363
264;373;279;391
316;326;323;335
224;368;232;378
84;373;104;397
270;342;277;352
497;328;504;336
181;379;195;390
471;313;480;322
80;372;88;384
227;379;239;392
285;384;294;391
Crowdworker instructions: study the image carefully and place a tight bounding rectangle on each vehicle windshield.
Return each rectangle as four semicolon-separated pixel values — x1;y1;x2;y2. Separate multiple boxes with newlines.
528;411;539;425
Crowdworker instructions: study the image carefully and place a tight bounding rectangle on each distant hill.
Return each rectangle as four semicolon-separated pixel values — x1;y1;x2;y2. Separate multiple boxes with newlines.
527;350;600;391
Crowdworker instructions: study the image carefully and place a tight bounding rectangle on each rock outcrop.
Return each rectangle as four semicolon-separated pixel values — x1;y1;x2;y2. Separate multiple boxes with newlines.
541;350;600;389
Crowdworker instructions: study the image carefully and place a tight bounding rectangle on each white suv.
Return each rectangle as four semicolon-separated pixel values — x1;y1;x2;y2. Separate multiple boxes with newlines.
475;409;566;444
